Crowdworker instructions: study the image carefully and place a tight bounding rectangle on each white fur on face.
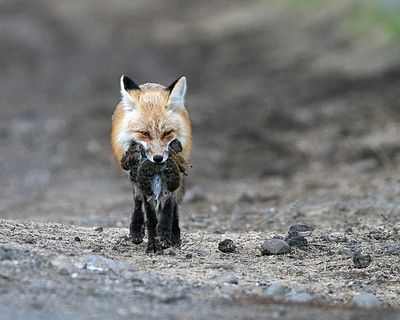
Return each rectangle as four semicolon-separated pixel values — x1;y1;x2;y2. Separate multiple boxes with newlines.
166;111;187;148
117;108;141;151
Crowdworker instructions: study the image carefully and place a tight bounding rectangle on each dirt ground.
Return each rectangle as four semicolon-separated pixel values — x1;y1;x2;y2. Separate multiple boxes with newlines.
0;1;400;319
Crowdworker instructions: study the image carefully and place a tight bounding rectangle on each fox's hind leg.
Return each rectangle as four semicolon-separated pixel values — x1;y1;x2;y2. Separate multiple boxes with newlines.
129;192;145;244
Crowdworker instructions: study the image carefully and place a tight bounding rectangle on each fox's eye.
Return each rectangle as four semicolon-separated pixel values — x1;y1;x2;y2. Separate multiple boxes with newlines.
163;130;173;137
139;131;150;137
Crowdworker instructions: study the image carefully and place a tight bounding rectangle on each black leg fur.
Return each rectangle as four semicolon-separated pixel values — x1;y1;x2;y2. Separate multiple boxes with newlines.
143;197;158;253
156;196;175;249
171;202;181;247
129;195;145;244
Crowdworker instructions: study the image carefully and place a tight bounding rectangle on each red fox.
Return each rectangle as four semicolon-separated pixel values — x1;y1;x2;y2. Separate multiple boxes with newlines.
111;75;192;252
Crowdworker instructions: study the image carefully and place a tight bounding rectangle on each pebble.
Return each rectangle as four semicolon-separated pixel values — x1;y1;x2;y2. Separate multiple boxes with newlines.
285;291;313;303
260;239;291;255
351;293;380;309
285;234;308;248
167;250;176;256
0;248;12;260
74;236;81;242
386;244;400;255
91;246;102;253
373;271;387;279
51;255;74;274
23;236;35;244
208;264;234;271
264;283;286;297
218;239;236;253
196;250;208;257
289;224;314;234
217;273;238;285
94;226;103;232
352;252;372;268
58;268;70;276
77;255;127;273
322;232;347;243
185;253;193;259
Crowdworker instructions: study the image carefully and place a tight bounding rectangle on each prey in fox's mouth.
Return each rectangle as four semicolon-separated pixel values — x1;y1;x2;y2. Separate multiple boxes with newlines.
121;139;188;203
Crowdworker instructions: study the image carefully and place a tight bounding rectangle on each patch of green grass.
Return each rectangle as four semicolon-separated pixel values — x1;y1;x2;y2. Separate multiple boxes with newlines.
349;3;400;40
285;0;332;10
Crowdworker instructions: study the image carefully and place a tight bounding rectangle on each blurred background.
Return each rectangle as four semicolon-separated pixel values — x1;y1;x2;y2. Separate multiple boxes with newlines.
1;0;399;225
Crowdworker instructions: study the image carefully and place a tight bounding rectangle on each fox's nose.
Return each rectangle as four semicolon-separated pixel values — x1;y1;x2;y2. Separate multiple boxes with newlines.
153;155;163;163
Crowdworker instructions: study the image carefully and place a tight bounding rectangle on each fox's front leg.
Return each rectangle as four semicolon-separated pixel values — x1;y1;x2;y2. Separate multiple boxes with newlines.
129;192;145;244
171;203;181;247
156;196;175;249
143;196;158;253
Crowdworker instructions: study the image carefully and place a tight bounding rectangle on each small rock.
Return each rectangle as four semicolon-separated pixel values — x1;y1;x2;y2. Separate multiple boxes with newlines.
91;246;102;253
74;237;81;242
373;271;387;279
264;283;286;297
0;248;12;260
285;291;313;303
351;293;380;309
51;255;74;274
167;250;176;256
350;159;379;173
95;226;103;232
23;236;35;244
185;253;193;259
289;224;314;234
353;252;372;268
368;230;390;240
58;268;70;276
77;255;127;273
217;273;238;285
322;232;347;243
260;239;291;255
196;250;208;257
386;244;400;255
208;264;234;270
213;229;226;235
285;234;308;248
218;239;236;253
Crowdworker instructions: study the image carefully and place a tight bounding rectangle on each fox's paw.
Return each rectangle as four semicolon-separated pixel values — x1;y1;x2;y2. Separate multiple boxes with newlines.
145;242;165;254
156;236;171;250
129;224;145;244
171;234;181;247
129;233;145;244
145;240;157;253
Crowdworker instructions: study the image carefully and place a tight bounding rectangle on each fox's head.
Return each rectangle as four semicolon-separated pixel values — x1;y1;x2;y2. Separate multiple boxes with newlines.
119;75;190;163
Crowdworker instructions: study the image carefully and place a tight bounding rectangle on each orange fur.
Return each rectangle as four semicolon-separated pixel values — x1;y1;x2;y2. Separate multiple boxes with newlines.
111;80;192;168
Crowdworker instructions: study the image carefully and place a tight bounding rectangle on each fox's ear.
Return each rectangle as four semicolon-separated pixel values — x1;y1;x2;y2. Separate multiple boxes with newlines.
167;76;187;110
120;75;140;109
